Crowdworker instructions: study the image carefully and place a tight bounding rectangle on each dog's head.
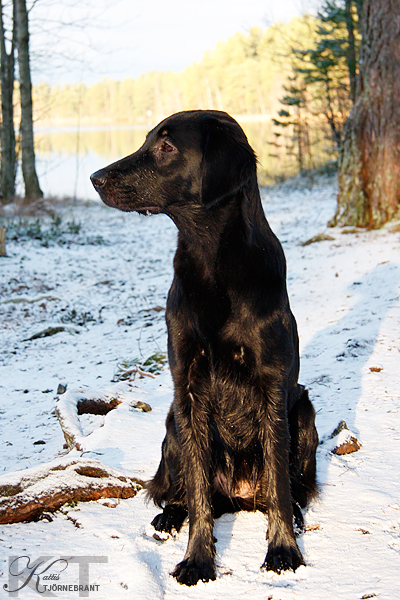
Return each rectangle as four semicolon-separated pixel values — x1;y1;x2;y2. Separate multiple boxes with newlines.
91;110;257;217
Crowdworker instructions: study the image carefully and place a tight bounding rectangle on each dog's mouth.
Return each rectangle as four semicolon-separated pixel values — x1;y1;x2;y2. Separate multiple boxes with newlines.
91;170;162;215
95;191;162;215
137;206;162;216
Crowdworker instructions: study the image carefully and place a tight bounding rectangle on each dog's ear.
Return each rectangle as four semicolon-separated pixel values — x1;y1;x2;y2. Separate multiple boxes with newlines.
200;116;257;207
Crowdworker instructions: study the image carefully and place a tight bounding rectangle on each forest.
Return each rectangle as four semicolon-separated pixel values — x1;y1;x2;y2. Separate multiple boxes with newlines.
31;4;361;175
2;0;400;228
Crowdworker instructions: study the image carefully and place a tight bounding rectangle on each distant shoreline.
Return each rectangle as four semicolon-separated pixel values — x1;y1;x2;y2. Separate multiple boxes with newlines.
33;114;273;133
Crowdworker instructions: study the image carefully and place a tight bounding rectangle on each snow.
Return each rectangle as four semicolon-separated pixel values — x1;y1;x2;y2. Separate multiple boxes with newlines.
1;176;400;598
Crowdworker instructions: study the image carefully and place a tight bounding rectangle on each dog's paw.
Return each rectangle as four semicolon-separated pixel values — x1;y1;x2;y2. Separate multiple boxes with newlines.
261;543;304;574
172;559;216;586
151;504;187;534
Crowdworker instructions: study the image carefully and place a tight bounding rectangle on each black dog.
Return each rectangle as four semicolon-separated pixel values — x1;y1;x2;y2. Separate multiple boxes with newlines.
91;110;318;586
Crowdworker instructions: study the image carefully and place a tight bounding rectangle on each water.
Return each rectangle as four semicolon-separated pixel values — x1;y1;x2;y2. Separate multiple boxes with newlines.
33;125;151;201
31;120;327;201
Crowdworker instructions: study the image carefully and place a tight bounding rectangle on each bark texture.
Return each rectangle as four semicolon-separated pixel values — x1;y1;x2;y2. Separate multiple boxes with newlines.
0;0;16;200
0;458;143;524
334;1;400;228
0;226;6;255
344;0;358;104
15;0;42;199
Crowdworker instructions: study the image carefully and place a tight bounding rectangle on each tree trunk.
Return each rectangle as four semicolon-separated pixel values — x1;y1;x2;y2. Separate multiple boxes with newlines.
15;0;42;200
344;0;358;104
0;226;6;255
333;1;400;228
0;0;17;201
0;458;143;524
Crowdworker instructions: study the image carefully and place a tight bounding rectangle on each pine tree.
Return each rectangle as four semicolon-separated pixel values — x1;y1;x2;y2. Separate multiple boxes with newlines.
333;0;400;227
272;1;363;172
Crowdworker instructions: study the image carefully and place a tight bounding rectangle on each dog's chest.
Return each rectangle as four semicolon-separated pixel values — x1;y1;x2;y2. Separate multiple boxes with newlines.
212;368;264;447
168;268;270;449
186;339;265;450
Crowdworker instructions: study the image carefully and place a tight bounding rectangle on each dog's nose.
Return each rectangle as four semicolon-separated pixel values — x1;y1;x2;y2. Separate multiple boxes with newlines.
90;170;107;190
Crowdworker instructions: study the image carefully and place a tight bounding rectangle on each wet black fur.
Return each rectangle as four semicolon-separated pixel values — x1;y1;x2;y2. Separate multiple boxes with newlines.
91;110;318;586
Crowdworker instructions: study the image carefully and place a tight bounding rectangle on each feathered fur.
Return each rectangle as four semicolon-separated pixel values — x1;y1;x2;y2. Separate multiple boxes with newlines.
91;110;318;587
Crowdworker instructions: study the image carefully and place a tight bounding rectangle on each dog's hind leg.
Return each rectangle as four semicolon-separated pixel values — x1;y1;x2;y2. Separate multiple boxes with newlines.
288;387;319;511
146;406;188;533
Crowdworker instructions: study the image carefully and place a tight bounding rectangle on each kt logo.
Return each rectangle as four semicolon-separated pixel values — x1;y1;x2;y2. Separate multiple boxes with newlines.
3;556;108;597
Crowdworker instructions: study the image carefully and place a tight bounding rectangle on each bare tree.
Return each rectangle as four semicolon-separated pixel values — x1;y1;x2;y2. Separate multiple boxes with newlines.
0;0;17;200
15;0;42;199
333;0;400;228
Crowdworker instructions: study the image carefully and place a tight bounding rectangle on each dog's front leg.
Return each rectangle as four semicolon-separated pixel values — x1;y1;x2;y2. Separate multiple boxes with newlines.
171;392;216;586
261;386;304;573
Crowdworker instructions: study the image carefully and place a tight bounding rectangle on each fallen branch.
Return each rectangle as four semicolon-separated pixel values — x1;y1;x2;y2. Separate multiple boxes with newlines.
115;366;156;380
1;294;59;305
0;457;143;524
113;353;167;382
55;385;151;451
24;325;80;341
300;232;335;246
139;306;165;313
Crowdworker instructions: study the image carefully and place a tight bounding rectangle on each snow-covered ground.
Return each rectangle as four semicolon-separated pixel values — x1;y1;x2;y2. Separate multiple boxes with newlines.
0;176;399;599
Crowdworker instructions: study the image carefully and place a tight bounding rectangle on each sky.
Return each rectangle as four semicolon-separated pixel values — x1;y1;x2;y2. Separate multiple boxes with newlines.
29;0;319;85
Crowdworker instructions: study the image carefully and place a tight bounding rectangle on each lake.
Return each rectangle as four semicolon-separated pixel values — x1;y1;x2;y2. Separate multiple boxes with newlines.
31;119;324;201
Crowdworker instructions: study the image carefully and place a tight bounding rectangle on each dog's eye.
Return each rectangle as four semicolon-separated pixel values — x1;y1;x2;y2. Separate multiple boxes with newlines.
161;141;175;153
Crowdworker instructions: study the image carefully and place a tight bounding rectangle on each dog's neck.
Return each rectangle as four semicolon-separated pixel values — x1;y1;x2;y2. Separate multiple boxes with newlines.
170;184;282;283
173;190;251;248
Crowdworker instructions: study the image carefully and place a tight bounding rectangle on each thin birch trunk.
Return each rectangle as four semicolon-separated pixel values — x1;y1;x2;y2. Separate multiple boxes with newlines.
15;0;43;200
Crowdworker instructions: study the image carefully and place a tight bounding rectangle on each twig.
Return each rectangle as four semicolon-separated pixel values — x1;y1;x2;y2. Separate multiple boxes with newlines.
116;367;156;380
